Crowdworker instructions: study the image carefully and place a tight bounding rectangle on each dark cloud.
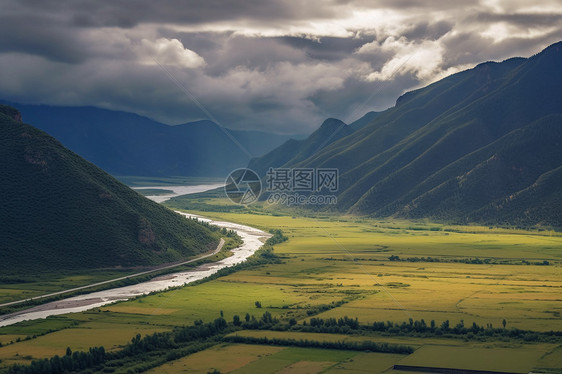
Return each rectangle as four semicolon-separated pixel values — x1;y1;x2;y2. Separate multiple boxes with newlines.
402;20;454;41
473;12;562;27
0;0;561;134
0;14;87;63
441;30;562;69
11;0;342;29
200;35;308;75
277;36;370;61
308;73;418;122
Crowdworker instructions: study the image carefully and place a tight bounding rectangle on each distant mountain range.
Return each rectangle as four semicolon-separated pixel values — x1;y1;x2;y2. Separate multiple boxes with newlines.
250;41;562;228
0;105;220;275
0;102;296;177
249;118;353;177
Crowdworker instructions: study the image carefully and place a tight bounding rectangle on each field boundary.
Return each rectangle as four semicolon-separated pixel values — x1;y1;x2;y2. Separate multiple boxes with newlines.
393;364;523;374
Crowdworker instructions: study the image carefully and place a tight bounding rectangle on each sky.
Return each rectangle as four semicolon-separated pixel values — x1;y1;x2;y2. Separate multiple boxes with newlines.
1;1;561;134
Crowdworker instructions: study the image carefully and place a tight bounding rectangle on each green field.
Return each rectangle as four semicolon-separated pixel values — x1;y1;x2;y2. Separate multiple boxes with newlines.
1;206;561;373
147;343;406;374
395;344;551;373
225;330;559;373
146;343;398;374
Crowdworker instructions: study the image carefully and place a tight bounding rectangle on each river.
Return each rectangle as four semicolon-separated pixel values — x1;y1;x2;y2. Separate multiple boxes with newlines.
133;184;224;203
0;189;269;327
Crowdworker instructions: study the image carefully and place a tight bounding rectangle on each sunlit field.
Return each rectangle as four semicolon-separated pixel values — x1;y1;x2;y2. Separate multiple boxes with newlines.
1;208;561;373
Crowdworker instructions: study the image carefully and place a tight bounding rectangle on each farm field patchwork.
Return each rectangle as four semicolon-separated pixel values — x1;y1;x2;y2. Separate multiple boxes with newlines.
0;210;561;372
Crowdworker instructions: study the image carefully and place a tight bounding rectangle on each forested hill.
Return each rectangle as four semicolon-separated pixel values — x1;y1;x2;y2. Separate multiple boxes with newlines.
0;105;220;275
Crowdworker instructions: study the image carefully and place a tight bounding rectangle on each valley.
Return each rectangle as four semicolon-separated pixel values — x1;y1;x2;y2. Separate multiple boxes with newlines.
0;198;560;373
0;25;561;374
0;213;269;328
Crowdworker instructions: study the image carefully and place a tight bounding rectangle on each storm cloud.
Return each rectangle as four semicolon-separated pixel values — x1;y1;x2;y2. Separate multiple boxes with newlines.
1;0;561;134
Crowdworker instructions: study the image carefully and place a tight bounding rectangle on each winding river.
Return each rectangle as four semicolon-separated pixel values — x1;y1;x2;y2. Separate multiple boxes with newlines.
0;200;270;327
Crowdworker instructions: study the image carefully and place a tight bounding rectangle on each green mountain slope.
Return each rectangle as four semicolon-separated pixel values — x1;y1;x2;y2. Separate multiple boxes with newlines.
248;118;353;177
258;41;562;228
0;105;220;275
349;111;381;131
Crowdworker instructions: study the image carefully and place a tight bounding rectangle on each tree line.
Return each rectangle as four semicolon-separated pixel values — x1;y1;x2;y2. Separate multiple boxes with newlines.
224;335;413;354
6;310;561;374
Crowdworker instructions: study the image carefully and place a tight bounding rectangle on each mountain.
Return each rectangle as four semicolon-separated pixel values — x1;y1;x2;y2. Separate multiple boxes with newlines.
349;111;381;131
0;103;295;177
248;118;353;177
0;105;220;275
256;41;562;228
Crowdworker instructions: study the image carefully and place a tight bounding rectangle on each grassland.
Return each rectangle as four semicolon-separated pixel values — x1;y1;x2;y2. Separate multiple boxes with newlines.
0;201;560;373
146;343;401;374
0;232;239;314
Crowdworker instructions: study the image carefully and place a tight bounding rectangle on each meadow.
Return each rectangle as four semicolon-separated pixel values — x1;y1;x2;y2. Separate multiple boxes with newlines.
147;343;404;374
0;202;560;373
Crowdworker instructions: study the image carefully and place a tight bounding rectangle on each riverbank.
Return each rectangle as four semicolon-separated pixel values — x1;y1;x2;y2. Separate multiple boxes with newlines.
0;213;270;327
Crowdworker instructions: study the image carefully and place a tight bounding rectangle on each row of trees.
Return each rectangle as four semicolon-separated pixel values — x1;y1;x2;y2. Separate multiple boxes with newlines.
7;309;562;374
224;335;413;354
388;255;550;266
293;317;561;342
6;347;106;374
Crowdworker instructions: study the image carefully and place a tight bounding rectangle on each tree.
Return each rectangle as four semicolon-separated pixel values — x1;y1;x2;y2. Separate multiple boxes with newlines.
233;315;241;326
214;317;227;330
261;311;273;324
255;301;262;308
65;347;72;356
502;319;507;329
245;313;250;322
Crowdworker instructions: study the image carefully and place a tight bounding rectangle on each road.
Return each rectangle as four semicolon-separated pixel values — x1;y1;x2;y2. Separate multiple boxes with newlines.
0;238;225;309
0;213;270;327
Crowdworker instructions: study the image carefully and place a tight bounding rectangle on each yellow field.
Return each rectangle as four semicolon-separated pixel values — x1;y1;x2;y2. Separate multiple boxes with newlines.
324;352;411;373
0;211;561;372
224;331;560;373
395;345;552;373
147;344;284;374
0;322;168;367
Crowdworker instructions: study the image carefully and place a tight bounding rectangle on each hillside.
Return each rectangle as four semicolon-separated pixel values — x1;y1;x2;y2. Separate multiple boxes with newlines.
349;111;381;131
254;41;562;228
0;105;220;275
0;103;294;177
248;118;353;177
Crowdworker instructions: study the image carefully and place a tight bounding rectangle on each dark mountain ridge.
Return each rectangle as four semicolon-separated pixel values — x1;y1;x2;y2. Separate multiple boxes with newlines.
0;102;295;177
248;118;353;177
252;41;562;228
